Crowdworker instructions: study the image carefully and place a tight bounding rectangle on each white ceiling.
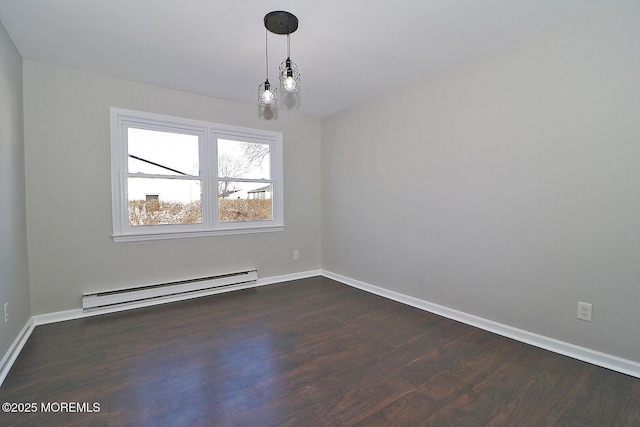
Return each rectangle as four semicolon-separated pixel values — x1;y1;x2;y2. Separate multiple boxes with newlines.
0;0;617;118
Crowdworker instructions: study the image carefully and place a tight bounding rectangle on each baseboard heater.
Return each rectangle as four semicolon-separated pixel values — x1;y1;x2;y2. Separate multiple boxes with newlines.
82;270;258;312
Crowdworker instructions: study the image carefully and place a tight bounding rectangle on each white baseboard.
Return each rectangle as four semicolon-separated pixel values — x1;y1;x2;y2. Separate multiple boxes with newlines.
0;318;35;387
321;270;640;379
257;269;322;287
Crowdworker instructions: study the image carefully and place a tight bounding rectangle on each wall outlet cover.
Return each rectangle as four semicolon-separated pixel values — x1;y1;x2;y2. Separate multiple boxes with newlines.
577;301;592;322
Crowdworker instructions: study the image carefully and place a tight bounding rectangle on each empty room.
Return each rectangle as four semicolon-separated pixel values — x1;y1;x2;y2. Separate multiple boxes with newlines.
1;1;639;425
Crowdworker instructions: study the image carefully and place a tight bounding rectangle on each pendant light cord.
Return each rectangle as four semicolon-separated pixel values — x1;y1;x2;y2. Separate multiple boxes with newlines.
265;28;269;79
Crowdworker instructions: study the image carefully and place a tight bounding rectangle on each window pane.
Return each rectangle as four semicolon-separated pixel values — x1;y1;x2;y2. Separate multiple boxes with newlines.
219;181;272;222
128;128;199;176
217;139;270;179
128;178;201;225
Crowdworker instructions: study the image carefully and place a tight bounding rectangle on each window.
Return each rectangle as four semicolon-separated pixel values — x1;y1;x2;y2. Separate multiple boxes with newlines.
111;108;283;242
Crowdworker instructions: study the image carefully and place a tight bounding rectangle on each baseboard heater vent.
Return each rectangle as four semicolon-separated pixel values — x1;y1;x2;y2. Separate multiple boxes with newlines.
82;270;258;312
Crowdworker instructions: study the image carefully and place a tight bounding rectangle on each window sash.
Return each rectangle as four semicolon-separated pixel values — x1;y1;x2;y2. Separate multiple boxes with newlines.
111;108;284;242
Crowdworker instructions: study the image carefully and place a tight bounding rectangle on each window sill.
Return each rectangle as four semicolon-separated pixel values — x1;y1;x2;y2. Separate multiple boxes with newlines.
112;225;285;242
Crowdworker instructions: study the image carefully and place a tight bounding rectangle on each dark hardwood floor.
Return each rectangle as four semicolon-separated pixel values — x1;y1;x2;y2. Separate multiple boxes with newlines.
1;276;638;426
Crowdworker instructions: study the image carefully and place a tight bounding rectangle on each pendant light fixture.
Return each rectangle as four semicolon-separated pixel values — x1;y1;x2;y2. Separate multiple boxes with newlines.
258;28;276;106
258;11;300;106
279;33;300;93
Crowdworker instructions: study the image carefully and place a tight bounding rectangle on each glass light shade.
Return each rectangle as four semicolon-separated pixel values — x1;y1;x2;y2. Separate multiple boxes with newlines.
283;75;297;92
261;89;275;104
258;80;277;105
279;58;300;93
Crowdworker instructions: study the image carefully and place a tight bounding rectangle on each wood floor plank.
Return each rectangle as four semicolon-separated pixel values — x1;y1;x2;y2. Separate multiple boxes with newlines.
316;377;416;426
554;366;636;426
616;382;640;427
426;350;545;425
0;277;638;426
350;390;434;426
486;351;594;426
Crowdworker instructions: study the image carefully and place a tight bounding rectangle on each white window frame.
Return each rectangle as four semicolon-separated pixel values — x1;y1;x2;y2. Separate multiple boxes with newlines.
110;108;284;242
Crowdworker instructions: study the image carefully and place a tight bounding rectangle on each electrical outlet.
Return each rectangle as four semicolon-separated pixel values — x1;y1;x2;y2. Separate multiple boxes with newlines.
293;250;300;260
3;303;8;323
577;302;592;322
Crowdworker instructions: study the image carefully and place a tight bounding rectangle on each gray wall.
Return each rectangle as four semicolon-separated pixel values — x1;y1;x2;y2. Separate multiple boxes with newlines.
23;61;322;315
0;22;30;356
322;0;640;362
